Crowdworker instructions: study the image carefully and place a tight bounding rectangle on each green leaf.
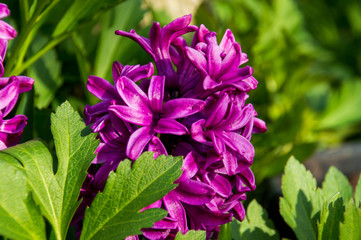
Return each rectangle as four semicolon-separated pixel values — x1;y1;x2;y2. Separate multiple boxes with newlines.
218;222;232;240
279;156;323;240
232;200;279;240
317;193;345;240
80;152;183;240
174;230;206;240
2;101;98;240
355;173;361;207
0;156;46;240
53;0;125;36
322;166;353;203
339;200;361;240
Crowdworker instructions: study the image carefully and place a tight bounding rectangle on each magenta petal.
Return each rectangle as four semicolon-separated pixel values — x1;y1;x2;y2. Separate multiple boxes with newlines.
112;61;123;81
206;32;222;77
142;228;171;240
0;78;19;116
125;235;139;240
15;76;34;93
205;93;229;127
231;202;246;221
0;4;10;18
126;126;154;160
115;76;150;110
148;75;165;113
115;29;154;58
0;115;27;133
126;62;154;82
203;172;232;197
253;117;267;133
174;179;215;205
184;204;232;229
141;199;162;212
148;136;167;159
0;21;16;39
163;190;188;234
221;131;254;161
219;29;236;53
109;105;152;126
162;98;205;119
222;150;237;175
191;119;207;143
238;168;256;191
154;118;189;135
87;75;118;100
185;46;207;73
175;151;198;183
210;130;225;154
222;103;253;131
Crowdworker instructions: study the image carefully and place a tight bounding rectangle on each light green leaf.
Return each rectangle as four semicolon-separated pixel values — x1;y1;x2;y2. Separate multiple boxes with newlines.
53;0;125;36
339;200;361;240
2;101;98;240
218;222;232;240
355;173;361;207
80;152;183;240
317;193;344;240
322;166;353;203
175;230;206;240
0;156;46;240
279;156;323;240
233;200;279;240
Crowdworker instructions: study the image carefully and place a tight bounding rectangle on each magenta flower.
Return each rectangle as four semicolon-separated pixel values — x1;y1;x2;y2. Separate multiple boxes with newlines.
81;14;266;240
0;4;34;150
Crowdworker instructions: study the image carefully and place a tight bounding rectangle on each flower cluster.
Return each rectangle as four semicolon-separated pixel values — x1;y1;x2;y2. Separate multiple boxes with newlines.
82;15;266;239
0;4;33;150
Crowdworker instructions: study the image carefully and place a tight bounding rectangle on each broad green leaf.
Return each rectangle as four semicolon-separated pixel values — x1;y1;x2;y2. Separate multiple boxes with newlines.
339;200;361;240
53;0;125;36
175;230;206;240
321;166;353;203
2;102;98;240
233;200;279;240
355;173;361;207
279;157;323;240
80;152;183;240
0;156;46;240
28;34;63;109
218;222;232;240
317;193;344;240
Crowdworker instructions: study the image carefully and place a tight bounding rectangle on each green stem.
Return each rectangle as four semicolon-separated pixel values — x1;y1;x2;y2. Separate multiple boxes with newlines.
9;33;70;76
19;0;30;26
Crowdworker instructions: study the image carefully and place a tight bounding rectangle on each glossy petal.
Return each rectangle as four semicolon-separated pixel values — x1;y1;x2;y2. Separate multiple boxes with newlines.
0;20;16;39
174;179;215;205
203;172;232;198
176;151;198;183
190;119;207;143
0;78;19;116
0;4;10;18
163;190;188;234
154;118;189;135
126;126;154;160
148;136;167;159
87;75;118;100
162;98;205;119
0;115;27;133
109;105;152;126
184;204;232;229
148;75;165;113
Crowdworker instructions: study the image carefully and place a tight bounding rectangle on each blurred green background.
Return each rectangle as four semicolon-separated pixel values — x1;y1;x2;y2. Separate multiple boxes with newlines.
3;0;361;188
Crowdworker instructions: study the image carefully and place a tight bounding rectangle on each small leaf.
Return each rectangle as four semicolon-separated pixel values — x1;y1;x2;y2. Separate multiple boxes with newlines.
174;230;206;240
279;156;323;240
322;166;353;203
80;152;183;240
355;173;361;207
0;156;46;240
233;200;279;240
2;102;98;240
317;193;345;240
339;200;361;240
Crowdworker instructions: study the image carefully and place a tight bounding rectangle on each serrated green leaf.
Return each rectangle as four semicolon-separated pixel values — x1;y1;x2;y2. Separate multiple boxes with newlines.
322;166;353;203
317;193;344;240
355;173;361;207
2;101;98;240
279;157;323;240
233;200;279;240
340;200;361;240
0;156;46;240
218;222;232;240
53;0;125;36
174;230;206;240
80;152;183;240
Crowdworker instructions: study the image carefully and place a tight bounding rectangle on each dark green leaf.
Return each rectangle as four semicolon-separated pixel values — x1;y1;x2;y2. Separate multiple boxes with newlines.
355;173;361;207
80;152;183;240
339;200;361;240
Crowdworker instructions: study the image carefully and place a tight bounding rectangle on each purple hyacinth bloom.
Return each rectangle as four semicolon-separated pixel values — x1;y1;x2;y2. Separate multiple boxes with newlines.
0;4;34;150
81;14;266;240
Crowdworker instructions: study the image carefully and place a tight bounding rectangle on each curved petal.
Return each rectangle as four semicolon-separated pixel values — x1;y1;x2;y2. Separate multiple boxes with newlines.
220;131;254;161
0;20;16;39
163;190;188;234
0;78;19;116
162;98;205;119
126;62;154;82
185;46;207;74
205;92;229;127
175;151;198;183
205;32;222;78
148;136;167;159
0;4;10;18
253;117;267;133
203;172;232;197
15;76;34;93
87;75;118;100
148;75;165;113
126;126;154;160
115;76;150;111
238;168;256;191
190;119;207;143
230;202;246;221
174;179;215;205
0;115;27;133
154;118;189;135
109;105;152;126
115;29;154;58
